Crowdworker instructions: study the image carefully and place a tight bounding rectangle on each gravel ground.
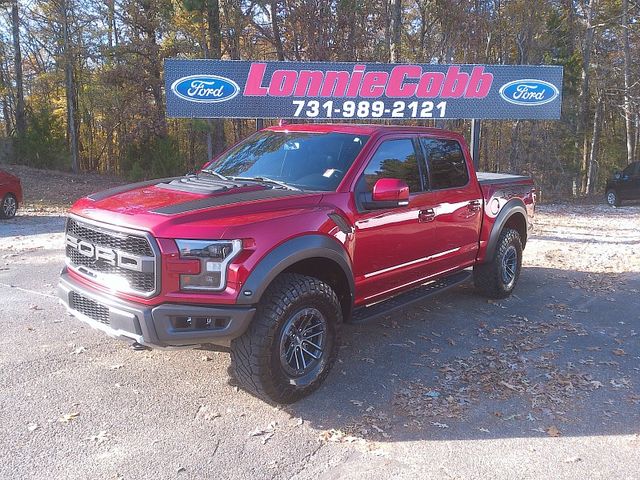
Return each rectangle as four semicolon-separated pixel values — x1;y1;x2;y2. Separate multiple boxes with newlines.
0;203;638;479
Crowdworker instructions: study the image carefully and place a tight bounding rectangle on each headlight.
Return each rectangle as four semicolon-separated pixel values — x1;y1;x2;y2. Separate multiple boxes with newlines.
175;239;242;291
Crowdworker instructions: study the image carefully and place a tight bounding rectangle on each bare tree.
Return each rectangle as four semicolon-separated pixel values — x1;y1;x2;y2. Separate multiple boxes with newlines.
60;0;80;173
576;0;599;194
389;0;401;62
621;0;634;164
4;0;26;137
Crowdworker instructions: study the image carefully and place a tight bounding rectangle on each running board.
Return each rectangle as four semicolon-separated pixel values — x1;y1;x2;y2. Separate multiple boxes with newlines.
350;270;472;324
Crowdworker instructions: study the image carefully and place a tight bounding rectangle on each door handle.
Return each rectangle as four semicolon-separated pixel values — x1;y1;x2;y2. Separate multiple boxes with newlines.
468;200;482;212
419;208;436;222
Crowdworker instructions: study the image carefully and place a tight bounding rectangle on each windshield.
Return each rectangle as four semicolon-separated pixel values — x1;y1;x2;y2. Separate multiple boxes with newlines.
205;131;369;191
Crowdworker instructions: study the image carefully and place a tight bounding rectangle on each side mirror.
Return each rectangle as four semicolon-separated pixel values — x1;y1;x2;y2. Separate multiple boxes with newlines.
364;178;410;209
614;171;622;180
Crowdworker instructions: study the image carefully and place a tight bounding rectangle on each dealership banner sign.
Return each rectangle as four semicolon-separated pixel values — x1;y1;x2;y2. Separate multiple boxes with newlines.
165;59;563;120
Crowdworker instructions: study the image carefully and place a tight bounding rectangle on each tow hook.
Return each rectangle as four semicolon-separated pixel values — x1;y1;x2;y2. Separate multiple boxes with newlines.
130;342;151;351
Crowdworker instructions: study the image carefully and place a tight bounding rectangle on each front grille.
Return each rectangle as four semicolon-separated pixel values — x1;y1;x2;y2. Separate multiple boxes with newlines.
65;217;157;296
70;291;109;325
67;218;153;256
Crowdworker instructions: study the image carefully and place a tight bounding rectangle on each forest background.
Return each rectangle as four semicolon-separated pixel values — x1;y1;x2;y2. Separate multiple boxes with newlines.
0;0;638;197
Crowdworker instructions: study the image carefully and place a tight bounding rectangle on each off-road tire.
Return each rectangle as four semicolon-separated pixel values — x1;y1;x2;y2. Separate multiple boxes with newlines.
606;189;621;207
230;273;342;404
0;193;17;219
473;228;523;299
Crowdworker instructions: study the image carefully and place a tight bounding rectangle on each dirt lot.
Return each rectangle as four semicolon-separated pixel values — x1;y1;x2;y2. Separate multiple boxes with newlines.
1;164;123;212
0;168;638;479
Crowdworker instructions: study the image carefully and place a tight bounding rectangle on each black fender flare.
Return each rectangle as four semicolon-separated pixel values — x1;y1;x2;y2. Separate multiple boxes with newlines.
236;234;355;308
483;198;528;262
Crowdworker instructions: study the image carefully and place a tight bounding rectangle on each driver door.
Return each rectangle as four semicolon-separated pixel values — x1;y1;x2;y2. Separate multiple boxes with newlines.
352;136;440;305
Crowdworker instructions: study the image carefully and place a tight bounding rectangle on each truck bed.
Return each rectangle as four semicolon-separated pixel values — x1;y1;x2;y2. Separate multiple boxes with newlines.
476;172;531;185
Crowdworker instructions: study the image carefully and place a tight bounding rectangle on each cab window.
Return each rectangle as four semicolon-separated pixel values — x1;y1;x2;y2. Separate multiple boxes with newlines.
421;138;469;189
361;139;425;193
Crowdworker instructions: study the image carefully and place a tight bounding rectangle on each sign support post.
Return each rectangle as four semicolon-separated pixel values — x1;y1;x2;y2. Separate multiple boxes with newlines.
470;119;481;170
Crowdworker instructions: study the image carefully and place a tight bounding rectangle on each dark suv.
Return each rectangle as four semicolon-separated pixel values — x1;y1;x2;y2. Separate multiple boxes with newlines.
606;161;640;206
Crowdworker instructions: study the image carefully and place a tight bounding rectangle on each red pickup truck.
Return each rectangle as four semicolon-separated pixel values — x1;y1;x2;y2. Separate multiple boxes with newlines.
58;124;535;403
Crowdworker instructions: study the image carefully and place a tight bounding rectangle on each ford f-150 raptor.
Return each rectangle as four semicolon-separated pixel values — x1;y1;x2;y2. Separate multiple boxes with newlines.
58;124;536;403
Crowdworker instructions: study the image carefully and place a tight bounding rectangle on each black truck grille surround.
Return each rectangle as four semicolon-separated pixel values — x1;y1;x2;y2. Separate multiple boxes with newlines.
70;291;110;325
65;218;157;296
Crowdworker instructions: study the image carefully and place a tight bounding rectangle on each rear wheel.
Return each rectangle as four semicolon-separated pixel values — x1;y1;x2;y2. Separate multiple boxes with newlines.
606;189;621;207
0;193;17;219
230;273;341;404
473;228;523;299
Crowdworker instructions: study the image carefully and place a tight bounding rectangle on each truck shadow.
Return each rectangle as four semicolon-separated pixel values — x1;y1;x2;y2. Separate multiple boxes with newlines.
283;267;640;442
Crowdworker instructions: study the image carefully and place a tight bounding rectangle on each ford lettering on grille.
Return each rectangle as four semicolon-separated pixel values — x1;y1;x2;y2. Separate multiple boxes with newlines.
65;235;153;272
171;75;240;103
499;79;559;106
65;218;157;296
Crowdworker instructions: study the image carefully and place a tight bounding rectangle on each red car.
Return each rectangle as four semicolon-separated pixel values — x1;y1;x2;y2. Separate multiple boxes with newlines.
59;124;535;403
0;169;22;219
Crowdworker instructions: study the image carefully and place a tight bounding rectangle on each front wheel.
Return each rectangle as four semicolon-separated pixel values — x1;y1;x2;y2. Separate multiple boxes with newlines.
0;193;17;219
473;228;523;299
606;189;621;207
230;273;341;404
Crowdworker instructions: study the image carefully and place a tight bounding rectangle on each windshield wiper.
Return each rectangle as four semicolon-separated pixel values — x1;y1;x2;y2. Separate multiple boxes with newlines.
200;169;229;181
231;176;300;191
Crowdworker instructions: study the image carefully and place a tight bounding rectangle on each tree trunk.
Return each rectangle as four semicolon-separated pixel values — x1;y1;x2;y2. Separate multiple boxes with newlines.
207;0;225;157
0;51;12;136
62;0;80;173
586;95;603;195
11;0;25;137
576;0;598;195
270;0;285;61
621;0;634;164
389;0;401;62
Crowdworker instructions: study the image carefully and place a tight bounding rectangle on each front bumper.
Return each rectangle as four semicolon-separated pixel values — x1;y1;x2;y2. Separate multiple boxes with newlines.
58;270;255;349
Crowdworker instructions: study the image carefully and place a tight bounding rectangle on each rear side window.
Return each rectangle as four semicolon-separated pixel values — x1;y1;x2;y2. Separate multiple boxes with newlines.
421;138;469;189
361;139;424;193
622;162;639;177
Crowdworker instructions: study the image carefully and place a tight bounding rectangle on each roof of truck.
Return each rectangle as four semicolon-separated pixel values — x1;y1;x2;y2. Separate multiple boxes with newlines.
265;123;457;137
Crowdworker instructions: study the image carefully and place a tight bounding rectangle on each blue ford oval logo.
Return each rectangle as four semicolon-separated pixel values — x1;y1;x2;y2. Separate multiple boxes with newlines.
499;79;559;106
171;75;239;103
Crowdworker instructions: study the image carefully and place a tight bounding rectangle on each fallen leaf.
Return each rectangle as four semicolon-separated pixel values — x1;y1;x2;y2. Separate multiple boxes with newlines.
59;412;80;423
546;425;561;437
249;421;276;437
564;456;581;463
71;346;86;355
430;422;449;429
109;364;124;370
612;349;626;357
86;431;109;444
195;405;221;421
350;400;363;407
500;381;521;391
